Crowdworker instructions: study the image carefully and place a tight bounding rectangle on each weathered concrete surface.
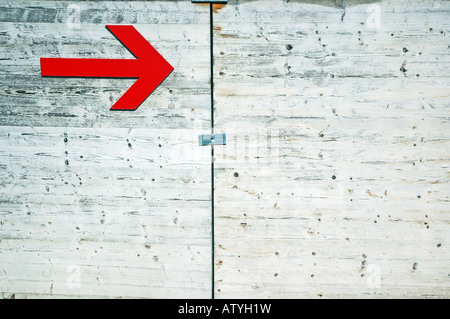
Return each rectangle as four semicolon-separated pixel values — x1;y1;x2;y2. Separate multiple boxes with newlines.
0;1;212;298
213;0;450;298
0;0;449;299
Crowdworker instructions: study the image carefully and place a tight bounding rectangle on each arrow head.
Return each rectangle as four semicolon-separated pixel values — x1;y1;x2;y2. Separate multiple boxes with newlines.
106;25;174;110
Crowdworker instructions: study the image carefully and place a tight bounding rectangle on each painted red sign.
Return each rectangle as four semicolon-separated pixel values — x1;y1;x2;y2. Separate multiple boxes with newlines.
40;25;174;110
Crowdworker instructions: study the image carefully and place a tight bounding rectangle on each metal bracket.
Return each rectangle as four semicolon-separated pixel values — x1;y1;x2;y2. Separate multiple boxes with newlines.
191;0;228;3
199;133;226;146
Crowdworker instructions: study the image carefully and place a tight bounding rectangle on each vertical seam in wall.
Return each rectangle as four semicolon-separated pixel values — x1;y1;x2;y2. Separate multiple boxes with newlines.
210;3;215;300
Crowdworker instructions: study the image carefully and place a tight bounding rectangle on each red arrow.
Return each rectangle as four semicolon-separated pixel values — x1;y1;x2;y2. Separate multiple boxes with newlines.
40;25;174;110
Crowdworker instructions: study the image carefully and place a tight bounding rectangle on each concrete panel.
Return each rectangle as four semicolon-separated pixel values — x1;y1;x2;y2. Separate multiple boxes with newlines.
213;0;450;298
0;1;212;298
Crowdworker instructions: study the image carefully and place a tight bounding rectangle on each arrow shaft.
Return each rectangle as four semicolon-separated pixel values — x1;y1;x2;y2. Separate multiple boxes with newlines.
40;58;142;78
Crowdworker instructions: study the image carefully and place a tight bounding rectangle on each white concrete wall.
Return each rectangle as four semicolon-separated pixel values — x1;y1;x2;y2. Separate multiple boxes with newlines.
0;0;449;299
